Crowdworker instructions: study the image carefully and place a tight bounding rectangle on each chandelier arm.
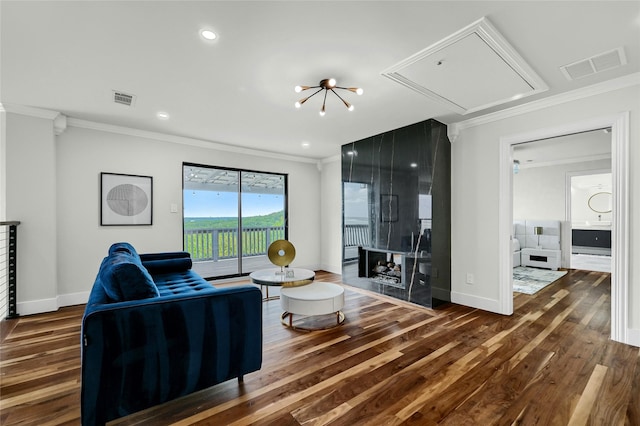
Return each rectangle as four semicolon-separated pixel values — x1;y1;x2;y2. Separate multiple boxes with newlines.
298;88;324;104
335;86;362;94
321;90;328;114
299;85;321;92
331;89;352;109
307;88;324;99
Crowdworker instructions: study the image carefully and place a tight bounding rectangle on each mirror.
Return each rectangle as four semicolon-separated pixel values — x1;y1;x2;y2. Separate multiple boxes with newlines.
588;192;612;213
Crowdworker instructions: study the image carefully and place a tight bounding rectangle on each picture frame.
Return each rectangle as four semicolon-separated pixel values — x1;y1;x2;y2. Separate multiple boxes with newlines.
380;194;398;222
101;172;153;226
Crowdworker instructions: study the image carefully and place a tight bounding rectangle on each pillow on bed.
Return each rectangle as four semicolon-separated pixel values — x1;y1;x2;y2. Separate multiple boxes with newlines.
99;252;159;302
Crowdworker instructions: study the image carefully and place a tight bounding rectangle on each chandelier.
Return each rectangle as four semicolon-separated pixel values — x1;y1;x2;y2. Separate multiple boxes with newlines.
294;78;363;116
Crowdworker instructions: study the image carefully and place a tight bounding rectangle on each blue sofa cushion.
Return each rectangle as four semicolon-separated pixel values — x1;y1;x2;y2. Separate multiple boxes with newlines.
142;256;193;274
99;252;159;302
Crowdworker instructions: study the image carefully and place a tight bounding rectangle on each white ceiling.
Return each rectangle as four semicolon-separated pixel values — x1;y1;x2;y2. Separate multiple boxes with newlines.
513;128;612;168
1;1;639;160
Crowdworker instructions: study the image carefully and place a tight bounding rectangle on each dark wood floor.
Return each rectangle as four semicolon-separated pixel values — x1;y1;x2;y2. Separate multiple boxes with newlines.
1;269;638;425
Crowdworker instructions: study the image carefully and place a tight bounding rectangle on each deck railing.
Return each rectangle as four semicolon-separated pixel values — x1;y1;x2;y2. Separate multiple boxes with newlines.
344;224;370;261
184;226;285;261
1;221;20;320
344;224;370;248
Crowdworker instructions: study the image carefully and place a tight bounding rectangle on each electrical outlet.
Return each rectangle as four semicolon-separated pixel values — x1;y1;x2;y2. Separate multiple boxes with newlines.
466;273;474;285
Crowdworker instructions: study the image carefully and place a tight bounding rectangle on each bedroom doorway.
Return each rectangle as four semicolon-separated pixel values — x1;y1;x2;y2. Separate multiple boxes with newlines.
500;113;629;344
512;129;612;272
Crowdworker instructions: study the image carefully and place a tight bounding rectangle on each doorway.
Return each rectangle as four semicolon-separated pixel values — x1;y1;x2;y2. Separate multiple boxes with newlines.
511;129;612;271
500;113;629;344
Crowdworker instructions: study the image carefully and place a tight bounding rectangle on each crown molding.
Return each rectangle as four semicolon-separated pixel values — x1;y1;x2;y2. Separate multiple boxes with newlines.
0;102;319;165
448;72;640;140
0;103;61;120
321;155;341;164
66;118;319;165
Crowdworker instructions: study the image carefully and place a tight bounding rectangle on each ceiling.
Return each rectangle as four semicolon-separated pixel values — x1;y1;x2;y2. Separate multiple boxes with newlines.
513;127;612;169
1;1;639;160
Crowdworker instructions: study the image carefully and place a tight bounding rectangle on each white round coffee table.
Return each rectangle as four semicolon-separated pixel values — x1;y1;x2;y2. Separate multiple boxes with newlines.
280;282;345;330
249;268;315;300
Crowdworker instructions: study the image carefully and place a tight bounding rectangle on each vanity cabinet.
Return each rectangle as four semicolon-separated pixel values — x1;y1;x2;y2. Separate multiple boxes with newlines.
572;229;611;255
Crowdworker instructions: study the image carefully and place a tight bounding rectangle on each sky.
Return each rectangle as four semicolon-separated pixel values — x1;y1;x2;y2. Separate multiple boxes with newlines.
184;190;284;218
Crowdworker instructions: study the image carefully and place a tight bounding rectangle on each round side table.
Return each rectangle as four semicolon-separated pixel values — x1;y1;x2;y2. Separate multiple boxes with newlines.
249;268;315;300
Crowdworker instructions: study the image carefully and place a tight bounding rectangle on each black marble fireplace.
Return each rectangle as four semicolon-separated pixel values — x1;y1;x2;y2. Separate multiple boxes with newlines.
342;119;451;308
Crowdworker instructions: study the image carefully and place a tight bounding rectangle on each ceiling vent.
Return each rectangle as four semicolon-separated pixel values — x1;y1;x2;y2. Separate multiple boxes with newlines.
112;90;136;106
560;47;626;81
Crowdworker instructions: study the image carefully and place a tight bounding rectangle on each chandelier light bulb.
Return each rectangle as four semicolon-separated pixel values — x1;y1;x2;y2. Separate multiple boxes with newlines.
328;78;336;87
294;85;302;93
356;88;364;95
295;101;302;108
348;105;354;111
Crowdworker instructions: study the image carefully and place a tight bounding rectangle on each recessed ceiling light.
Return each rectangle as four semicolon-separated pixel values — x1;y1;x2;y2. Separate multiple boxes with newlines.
156;111;170;120
301;142;310;149
200;29;217;40
410;163;418;168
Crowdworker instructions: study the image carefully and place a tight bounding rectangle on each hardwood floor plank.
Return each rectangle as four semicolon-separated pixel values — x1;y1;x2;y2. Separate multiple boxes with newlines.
1;270;638;426
568;363;608;426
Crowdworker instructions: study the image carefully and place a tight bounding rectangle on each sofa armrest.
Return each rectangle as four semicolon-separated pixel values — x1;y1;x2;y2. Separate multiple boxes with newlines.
81;285;262;426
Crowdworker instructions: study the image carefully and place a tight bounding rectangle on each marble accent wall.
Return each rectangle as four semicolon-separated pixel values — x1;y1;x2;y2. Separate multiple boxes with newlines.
342;119;451;308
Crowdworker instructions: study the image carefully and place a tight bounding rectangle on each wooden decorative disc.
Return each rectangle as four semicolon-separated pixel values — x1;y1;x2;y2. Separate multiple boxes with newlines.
268;240;296;266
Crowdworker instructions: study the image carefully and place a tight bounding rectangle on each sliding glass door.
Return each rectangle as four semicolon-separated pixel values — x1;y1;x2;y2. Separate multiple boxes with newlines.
183;163;287;279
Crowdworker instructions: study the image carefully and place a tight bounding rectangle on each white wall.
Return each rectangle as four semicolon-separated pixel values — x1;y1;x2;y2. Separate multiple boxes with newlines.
513;159;610;221
451;83;639;341
6;114;322;314
5;112;58;313
319;156;342;274
570;173;612;225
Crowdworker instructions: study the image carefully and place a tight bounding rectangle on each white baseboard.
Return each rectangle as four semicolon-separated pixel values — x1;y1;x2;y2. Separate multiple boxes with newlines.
58;291;90;307
320;263;342;275
17;291;89;316
450;291;505;315
627;328;640;348
17;297;59;316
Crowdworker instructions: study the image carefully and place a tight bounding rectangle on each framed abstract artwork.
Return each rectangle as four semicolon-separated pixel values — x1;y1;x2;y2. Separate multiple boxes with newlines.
100;172;153;225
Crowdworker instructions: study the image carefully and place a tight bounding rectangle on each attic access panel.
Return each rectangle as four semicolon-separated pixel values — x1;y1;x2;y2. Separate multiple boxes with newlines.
382;17;548;115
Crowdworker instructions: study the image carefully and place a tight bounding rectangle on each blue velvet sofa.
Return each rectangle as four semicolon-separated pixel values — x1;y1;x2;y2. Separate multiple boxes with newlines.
81;243;262;425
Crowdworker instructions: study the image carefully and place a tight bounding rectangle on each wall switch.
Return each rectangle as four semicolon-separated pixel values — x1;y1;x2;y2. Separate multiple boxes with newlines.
170;203;178;213
466;273;474;285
